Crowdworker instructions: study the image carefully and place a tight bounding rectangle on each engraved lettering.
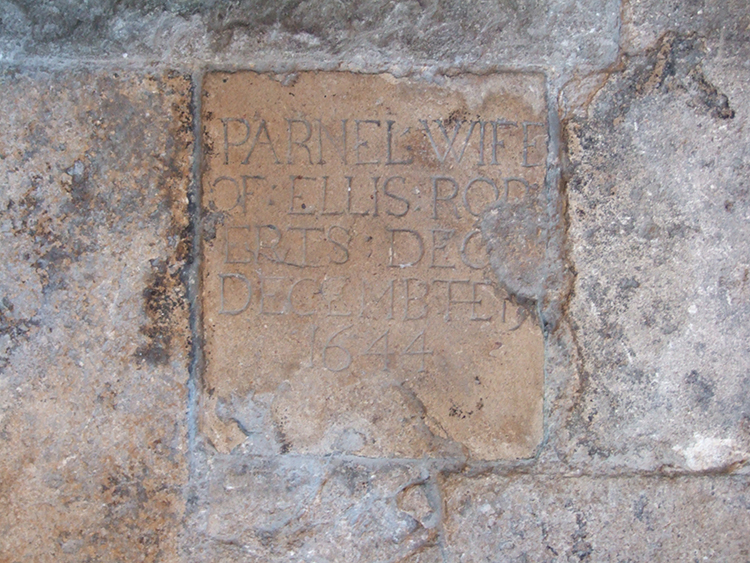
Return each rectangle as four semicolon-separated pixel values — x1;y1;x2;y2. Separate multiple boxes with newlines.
255;224;286;264
242;119;281;164
288;278;319;316
211;176;240;213
471;282;494;321
432;279;480;321
218;273;252;315
287;226;325;267
221;117;250;165
323;325;353;372
522;121;545;167
477;121;488;166
287;118;314;164
463;177;500;217
420;119;476;163
360;279;395;320
316;119;347;165
322;277;353;317
402;329;432;372
321;176;344;215
260;275;286;315
432;176;461;219
403;278;429;320
346;176;380;216
289;175;317;215
363;329;391;370
506;302;529;331
491;120;517;165
386;120;414;165
430;229;456;269
327;225;350;265
225;225;253;264
354;119;381;164
388;229;424;268
460;229;489;270
383;176;410;217
203;73;548;459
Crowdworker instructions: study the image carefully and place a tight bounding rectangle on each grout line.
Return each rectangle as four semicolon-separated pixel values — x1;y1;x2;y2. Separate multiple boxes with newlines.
0;53;556;78
209;452;749;479
186;67;205;478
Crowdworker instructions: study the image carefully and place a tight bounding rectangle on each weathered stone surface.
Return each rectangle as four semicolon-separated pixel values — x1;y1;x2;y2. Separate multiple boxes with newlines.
0;69;192;560
442;472;750;561
622;0;750;56
192;458;750;562
563;31;750;472
200;71;547;460
0;0;619;81
3;1;750;561
196;456;445;563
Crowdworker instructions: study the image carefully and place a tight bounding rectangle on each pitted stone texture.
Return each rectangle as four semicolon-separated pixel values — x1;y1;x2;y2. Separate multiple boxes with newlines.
196;456;444;563
623;0;750;55
442;473;750;561
200;71;546;461
0;69;192;561
0;0;619;79
564;33;750;472
195;459;750;562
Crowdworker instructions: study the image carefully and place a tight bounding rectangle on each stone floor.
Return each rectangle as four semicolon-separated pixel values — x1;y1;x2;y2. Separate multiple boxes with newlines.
0;1;748;561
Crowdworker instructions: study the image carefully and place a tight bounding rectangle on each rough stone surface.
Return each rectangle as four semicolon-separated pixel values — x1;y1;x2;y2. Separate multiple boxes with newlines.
1;0;750;561
0;69;193;561
0;0;619;82
441;472;750;561
563;30;750;473
196;457;446;563
200;71;547;461
622;0;750;55
191;458;750;562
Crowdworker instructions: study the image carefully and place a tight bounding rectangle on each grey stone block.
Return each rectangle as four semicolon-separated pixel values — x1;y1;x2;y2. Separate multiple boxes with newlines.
0;0;619;79
562;31;750;472
442;472;750;561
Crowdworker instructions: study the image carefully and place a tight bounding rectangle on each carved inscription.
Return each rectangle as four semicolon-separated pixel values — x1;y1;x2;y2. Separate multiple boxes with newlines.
201;72;547;460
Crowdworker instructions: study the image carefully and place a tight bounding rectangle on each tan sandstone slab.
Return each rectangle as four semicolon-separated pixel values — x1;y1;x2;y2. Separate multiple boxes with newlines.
0;70;192;562
200;71;547;460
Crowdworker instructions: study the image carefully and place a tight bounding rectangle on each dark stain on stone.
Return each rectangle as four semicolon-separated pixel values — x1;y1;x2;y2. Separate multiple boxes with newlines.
449;400;475;419
330;463;370;496
633;494;648;522
692;71;735;119
481;196;550;303
135;259;185;366
98;460;176;562
604;32;734;126
685;369;715;409
618;276;640;295
445;108;469;127
570;512;593;560
63;159;92;204
273;416;292;454
201;210;226;244
0;296;38;373
96;382;118;410
278;434;292;454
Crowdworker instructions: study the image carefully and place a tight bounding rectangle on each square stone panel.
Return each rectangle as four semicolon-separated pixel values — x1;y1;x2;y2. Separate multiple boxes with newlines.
200;71;547;460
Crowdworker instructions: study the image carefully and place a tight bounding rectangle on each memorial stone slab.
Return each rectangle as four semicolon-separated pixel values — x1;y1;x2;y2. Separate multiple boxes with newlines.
200;72;547;460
